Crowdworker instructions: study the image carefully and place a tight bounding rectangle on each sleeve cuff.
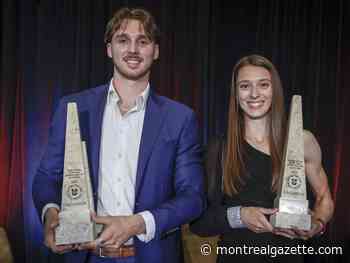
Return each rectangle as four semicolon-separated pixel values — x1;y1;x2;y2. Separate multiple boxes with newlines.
227;206;245;229
136;211;155;243
41;203;60;223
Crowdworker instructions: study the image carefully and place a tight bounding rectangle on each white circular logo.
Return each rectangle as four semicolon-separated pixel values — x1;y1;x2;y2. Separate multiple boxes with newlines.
287;175;301;189
67;184;82;199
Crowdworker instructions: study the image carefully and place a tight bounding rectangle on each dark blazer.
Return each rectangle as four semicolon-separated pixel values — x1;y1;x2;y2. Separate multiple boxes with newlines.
32;84;205;263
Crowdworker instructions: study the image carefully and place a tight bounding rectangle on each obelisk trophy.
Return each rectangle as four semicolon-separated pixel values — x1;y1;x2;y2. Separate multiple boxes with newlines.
55;102;97;245
270;95;311;231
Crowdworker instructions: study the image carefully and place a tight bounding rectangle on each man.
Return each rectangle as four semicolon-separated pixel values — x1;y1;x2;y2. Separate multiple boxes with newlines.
33;7;205;263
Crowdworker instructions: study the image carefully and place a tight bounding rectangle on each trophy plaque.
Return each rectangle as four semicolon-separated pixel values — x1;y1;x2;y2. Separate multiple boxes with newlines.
270;95;311;231
55;102;97;245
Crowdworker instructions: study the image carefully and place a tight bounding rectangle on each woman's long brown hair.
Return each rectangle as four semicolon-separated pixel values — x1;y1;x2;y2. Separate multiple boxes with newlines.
223;55;286;196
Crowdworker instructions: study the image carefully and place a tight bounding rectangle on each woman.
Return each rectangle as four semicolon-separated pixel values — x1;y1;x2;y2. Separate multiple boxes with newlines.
190;55;334;263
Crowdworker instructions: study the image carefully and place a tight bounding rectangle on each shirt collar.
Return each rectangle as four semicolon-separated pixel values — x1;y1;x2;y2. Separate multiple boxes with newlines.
107;79;150;112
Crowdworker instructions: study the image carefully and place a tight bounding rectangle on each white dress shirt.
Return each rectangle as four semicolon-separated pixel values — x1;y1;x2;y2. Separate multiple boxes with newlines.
98;80;155;243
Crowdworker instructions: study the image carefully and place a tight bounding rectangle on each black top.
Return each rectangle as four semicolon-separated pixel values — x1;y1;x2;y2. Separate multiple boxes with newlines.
190;137;275;238
222;139;275;209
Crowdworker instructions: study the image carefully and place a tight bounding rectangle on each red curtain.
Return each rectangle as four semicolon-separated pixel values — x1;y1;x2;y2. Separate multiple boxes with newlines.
0;73;26;262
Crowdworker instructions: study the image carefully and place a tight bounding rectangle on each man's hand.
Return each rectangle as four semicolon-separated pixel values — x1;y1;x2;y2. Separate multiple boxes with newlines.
79;213;146;250
241;207;277;233
44;207;76;254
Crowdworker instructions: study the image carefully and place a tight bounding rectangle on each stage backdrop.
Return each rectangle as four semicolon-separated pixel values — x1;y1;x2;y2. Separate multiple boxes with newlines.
0;0;349;262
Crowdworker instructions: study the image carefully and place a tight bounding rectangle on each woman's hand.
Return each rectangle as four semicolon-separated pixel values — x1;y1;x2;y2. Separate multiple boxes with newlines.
240;207;277;233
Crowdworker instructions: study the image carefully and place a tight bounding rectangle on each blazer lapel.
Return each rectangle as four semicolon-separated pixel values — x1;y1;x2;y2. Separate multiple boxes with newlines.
135;90;167;197
89;85;108;192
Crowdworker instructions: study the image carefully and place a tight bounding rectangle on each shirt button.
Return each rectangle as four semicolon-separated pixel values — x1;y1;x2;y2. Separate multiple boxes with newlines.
116;177;121;182
117;153;122;159
116;201;120;207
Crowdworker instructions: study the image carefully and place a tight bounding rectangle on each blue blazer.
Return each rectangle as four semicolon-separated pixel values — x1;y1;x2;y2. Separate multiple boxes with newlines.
32;84;205;263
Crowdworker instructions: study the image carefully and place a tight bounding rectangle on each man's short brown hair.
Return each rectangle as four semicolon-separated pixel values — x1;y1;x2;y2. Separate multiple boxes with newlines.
104;7;160;44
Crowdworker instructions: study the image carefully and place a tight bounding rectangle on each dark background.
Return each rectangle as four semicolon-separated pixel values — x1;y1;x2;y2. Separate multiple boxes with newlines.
1;0;349;262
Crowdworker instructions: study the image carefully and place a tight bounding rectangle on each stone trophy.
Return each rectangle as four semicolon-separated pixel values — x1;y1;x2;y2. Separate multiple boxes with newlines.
270;95;311;231
55;102;97;245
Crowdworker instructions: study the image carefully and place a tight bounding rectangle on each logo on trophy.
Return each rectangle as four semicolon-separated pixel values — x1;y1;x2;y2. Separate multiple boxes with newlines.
270;95;311;231
55;102;98;245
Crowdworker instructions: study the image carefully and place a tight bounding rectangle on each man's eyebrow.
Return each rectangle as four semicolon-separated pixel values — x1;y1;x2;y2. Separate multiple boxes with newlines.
136;35;151;40
115;32;149;39
115;33;128;38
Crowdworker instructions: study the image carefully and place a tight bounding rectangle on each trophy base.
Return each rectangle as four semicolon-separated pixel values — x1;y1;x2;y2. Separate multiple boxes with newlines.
270;211;311;231
55;209;96;245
